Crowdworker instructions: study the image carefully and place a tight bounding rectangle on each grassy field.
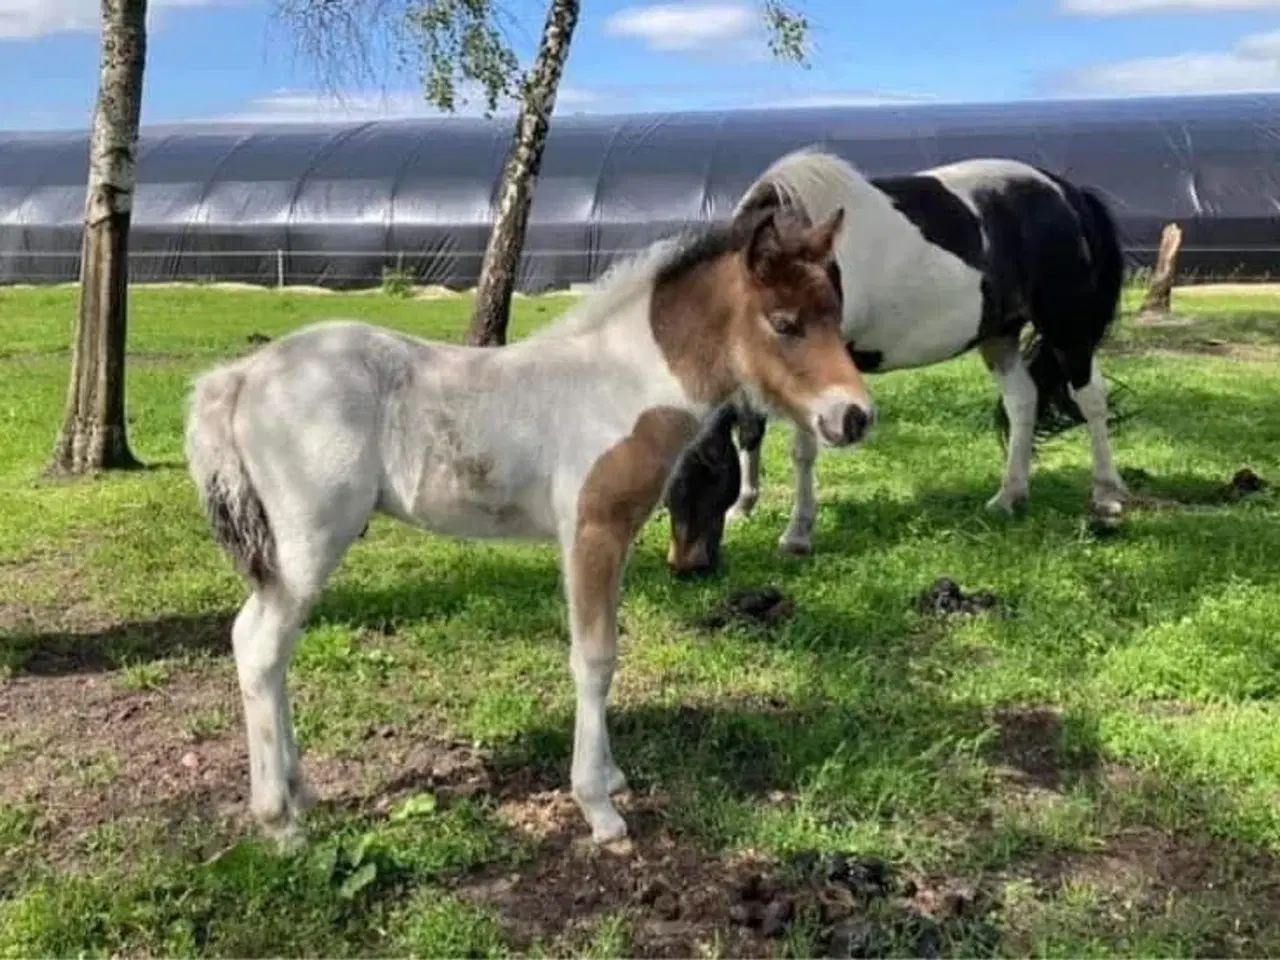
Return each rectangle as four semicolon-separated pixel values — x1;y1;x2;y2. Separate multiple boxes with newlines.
2;281;1280;957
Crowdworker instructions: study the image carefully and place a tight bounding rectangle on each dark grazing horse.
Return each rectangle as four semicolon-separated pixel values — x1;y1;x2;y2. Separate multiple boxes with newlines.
665;146;1128;575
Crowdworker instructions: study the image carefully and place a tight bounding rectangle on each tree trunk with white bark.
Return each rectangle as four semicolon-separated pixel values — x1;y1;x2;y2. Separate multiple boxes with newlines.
50;0;148;475
464;0;579;347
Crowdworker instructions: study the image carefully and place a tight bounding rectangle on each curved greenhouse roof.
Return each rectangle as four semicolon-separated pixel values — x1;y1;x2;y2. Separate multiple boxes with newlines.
2;91;1279;289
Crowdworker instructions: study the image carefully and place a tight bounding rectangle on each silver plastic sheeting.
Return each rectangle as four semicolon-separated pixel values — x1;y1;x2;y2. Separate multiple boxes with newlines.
3;92;1280;290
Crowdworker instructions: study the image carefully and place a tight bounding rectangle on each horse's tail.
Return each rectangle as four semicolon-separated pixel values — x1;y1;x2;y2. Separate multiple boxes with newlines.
995;183;1127;446
185;361;278;589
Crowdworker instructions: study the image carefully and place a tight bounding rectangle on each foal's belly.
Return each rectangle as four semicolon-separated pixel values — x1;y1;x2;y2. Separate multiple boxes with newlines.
405;458;556;541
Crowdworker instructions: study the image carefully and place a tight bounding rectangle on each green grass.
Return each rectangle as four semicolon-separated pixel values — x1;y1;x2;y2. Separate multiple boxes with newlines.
2;281;1280;956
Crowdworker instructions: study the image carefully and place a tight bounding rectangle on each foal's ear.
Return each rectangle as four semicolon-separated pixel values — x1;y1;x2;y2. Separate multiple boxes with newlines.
805;207;846;262
745;209;783;279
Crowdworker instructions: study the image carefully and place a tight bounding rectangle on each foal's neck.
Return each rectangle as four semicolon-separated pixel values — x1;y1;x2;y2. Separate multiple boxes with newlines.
646;256;741;410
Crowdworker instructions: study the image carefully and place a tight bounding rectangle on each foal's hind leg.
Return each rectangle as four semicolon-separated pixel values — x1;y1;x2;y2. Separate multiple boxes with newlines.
1067;355;1128;517
981;337;1037;515
233;512;368;849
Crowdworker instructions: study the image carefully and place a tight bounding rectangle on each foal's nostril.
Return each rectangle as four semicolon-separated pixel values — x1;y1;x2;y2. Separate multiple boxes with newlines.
842;405;871;443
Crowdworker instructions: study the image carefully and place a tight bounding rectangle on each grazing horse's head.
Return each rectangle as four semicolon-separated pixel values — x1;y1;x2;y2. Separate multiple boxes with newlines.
664;405;742;577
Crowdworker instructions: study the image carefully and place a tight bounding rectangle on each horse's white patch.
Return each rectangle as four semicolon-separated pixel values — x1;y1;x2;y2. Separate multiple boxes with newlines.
739;148;987;371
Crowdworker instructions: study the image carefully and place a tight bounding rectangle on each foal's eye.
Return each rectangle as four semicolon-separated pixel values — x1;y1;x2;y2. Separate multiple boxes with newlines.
769;313;803;339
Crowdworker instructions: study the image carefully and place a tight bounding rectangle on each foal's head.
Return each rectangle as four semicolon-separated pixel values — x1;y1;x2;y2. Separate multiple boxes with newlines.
653;204;873;444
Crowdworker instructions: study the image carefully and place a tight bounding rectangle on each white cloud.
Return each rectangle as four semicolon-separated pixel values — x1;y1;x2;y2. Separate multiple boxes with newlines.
603;3;759;53
1063;0;1280;13
1062;29;1280;95
214;86;602;123
0;0;239;39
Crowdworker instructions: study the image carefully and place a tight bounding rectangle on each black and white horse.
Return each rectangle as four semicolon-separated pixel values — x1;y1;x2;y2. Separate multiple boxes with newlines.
665;146;1129;575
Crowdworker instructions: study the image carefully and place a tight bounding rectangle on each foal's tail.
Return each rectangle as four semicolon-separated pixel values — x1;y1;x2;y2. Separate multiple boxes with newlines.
996;184;1127;445
185;362;278;589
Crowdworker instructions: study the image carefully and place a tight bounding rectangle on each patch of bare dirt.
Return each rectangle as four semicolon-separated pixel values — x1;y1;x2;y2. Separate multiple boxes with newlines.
1007;824;1280;956
455;804;1005;959
983;705;1093;792
0;659;525;864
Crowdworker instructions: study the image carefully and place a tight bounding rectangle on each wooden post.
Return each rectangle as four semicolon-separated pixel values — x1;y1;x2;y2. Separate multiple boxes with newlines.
1137;222;1183;323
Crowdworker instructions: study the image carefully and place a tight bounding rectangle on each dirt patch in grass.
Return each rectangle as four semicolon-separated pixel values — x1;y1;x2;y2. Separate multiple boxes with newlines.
0;662;518;865
1003;822;1280;956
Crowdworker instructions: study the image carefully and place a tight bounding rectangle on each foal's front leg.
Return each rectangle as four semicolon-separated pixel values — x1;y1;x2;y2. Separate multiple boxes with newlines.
563;519;631;842
779;426;819;555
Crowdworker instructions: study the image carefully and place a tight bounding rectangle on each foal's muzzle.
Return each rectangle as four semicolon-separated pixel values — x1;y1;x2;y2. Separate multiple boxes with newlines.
817;402;874;447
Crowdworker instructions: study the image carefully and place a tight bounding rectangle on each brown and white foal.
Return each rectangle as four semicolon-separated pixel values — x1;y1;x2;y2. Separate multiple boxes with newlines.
185;204;874;846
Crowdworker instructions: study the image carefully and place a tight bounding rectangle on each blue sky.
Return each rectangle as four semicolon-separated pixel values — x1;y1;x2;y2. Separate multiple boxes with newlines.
4;0;1280;130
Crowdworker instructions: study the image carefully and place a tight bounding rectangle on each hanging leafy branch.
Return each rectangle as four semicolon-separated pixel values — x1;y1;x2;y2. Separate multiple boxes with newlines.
271;0;811;117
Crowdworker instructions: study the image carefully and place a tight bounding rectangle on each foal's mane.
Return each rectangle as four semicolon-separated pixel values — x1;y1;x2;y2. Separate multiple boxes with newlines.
527;214;765;342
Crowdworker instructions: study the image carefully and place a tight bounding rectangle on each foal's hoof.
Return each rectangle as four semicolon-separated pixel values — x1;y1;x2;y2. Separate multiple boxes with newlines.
726;499;757;524
265;821;307;855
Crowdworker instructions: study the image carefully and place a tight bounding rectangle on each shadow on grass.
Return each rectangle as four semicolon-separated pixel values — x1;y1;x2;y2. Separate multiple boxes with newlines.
1;611;235;677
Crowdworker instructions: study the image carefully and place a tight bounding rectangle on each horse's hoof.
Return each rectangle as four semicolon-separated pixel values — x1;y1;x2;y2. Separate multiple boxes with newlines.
588;807;629;844
985;490;1028;516
604;765;628;796
778;536;813;556
266;821;307;855
726;500;757;523
1091;481;1129;518
290;777;319;814
1091;496;1125;519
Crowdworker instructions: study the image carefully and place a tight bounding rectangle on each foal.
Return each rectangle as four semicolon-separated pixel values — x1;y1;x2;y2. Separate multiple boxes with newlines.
185;206;874;845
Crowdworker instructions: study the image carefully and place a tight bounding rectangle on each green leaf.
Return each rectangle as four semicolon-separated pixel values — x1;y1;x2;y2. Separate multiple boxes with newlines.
390;792;439;822
337;860;379;900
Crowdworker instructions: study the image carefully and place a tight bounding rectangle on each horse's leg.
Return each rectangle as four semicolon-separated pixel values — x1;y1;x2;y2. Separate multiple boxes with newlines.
563;518;631;842
779;426;819;554
1067;354;1128;516
727;408;767;521
233;502;370;850
980;336;1037;515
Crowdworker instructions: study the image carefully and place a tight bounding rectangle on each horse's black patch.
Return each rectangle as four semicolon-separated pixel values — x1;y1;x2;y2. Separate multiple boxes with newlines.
873;175;985;272
735;407;768;453
826;259;843;302
848;347;884;372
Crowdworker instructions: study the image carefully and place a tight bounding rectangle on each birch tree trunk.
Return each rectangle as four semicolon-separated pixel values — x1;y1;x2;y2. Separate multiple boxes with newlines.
464;0;579;347
50;0;147;475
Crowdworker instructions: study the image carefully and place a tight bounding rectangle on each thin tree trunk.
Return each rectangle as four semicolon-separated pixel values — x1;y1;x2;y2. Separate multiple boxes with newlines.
49;0;147;475
465;0;579;347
